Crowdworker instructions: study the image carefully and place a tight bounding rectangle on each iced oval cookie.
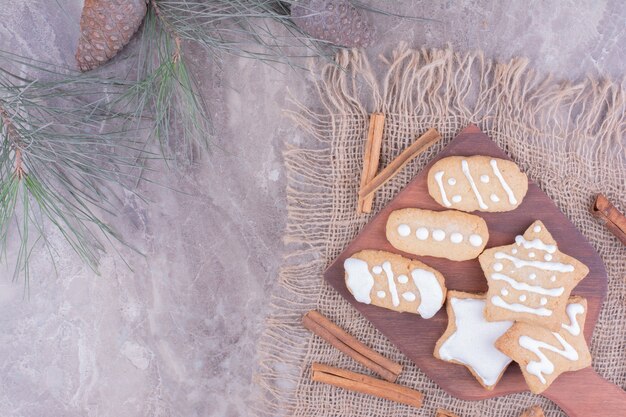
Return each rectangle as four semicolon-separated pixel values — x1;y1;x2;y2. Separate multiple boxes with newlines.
434;291;513;390
427;155;528;212
344;250;447;319
386;208;489;261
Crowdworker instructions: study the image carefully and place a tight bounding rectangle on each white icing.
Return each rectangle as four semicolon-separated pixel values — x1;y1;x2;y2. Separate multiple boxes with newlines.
438;298;513;387
434;171;452;207
490;159;517;205
540;297;547;305
469;234;483;247
501;288;509;296
416;227;429;240
452;195;462;203
480;174;490;183
519;294;527;302
450;232;463;244
402;292;416;302
397;274;408;284
528;252;536;258
512;248;518;254
461;160;488;209
490;193;500;202
433;229;446;241
491;296;553;316
519;332;579;384
372;265;383;274
493;263;503;272
382;262;400;307
377;291;386;298
562;303;585;336
515;235;557;253
344;258;374;304
544;254;553;261
550;275;557;282
490;273;564;296
494;252;574;272
533;225;542;233
448;177;456;186
529;273;537;280
410;269;444;319
397;224;411;237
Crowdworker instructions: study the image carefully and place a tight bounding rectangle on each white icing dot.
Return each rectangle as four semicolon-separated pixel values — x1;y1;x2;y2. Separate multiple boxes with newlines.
416;227;429;240
377;291;386;298
397;224;411;237
433;229;446;241
490;193;500;203
512;248;518;254
397;274;409;284
519;294;527;302
544;254;553;261
528;252;536;258
452;195;462;203
372;265;383;274
448;177;456;186
533;225;541;233
480;174;490;183
493;263;503;272
550;276;557;282
450;232;463;244
540;297;548;305
469;234;483;247
529;273;537;280
501;288;509;296
402;292;416;302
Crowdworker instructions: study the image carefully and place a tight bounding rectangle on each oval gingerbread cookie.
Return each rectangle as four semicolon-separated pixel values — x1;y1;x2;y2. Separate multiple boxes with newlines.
427;155;528;212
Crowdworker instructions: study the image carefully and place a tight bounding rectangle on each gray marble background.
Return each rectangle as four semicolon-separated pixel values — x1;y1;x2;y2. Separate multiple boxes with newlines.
0;1;623;416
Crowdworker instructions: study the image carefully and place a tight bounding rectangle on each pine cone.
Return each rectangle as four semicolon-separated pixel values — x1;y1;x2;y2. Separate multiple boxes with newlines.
290;0;374;48
75;0;147;72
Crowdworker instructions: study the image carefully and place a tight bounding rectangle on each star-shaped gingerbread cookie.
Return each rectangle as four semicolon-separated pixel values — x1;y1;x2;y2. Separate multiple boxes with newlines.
479;220;589;331
495;296;592;393
434;291;513;390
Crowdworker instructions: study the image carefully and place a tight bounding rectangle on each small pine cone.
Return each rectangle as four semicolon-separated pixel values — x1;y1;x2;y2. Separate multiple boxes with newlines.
76;0;147;72
290;0;374;48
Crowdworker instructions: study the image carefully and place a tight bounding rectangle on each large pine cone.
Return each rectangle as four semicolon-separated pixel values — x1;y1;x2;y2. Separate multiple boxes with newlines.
76;0;147;72
290;0;374;48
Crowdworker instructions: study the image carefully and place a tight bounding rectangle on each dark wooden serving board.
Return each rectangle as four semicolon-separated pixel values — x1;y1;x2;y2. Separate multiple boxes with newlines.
323;125;626;415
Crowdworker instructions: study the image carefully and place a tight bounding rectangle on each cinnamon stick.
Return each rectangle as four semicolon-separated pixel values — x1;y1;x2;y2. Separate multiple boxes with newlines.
359;128;442;200
358;113;385;214
436;409;460;417
519;405;545;417
311;363;423;408
591;194;626;245
302;310;402;381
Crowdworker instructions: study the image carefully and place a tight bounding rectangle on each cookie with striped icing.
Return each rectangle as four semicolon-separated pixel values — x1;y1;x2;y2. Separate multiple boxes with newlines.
427;155;528;212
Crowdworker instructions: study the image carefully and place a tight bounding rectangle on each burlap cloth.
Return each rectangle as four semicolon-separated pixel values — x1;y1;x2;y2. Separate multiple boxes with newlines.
256;46;626;417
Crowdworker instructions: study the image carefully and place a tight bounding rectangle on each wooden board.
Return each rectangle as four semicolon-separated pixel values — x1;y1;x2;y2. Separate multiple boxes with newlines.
323;124;607;401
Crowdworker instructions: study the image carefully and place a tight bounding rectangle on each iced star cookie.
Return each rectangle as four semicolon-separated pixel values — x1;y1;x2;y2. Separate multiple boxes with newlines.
344;250;446;319
434;291;513;390
479;220;589;331
427;155;528;212
496;297;592;394
386;208;489;261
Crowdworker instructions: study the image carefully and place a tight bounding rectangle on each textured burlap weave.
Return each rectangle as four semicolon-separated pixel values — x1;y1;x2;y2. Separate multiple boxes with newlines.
256;45;625;417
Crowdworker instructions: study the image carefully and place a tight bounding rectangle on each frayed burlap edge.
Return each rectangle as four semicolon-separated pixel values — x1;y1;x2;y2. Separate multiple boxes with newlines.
255;45;625;417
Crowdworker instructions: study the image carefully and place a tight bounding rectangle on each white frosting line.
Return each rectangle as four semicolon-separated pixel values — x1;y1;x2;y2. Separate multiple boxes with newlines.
519;332;579;384
515;235;557;253
562;303;584;336
461;160;488;209
397;274;408;284
491;273;564;296
432;229;446;241
344;258;374;304
450;232;463;244
416;227;429;240
382;261;400;307
410;269;444;319
438;298;513;387
491;295;553;316
494;252;574;272
469;234;483;247
490;159;517;205
434;171;452;207
397;224;411;237
402;292;416;302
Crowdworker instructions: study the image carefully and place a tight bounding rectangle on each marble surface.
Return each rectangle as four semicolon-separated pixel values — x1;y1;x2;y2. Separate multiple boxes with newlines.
0;1;623;416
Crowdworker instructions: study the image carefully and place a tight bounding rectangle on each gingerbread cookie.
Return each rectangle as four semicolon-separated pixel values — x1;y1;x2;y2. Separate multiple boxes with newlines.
479;220;589;331
427;155;528;212
344;250;447;319
386;208;489;261
434;291;513;389
495;297;592;394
